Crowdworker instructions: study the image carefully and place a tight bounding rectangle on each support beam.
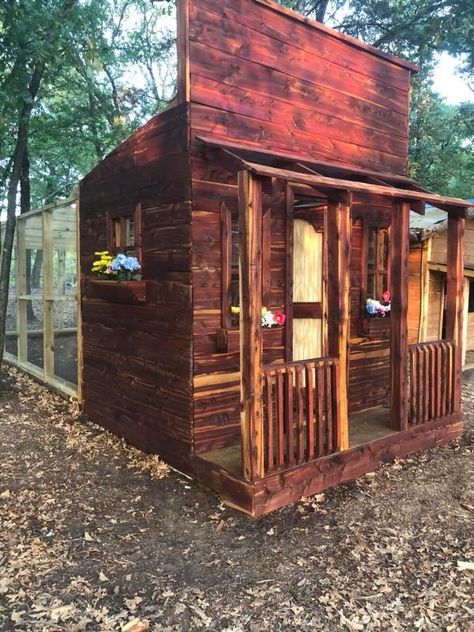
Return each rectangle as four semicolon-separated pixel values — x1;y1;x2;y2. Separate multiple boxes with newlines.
16;220;27;363
390;201;410;430
239;170;264;481
43;209;54;378
283;182;294;362
327;191;351;451
445;213;465;414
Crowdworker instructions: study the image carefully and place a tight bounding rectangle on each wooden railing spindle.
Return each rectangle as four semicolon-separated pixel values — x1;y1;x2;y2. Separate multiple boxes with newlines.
407;340;455;427
305;363;315;460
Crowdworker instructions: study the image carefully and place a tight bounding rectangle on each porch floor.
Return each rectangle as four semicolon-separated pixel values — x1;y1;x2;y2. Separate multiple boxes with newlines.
198;405;394;478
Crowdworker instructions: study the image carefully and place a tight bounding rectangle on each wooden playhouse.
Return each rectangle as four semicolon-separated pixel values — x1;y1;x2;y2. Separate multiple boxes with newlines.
79;0;472;516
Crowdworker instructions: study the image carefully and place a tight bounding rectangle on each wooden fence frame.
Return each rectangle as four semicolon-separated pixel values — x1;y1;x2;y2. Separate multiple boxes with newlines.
2;196;79;398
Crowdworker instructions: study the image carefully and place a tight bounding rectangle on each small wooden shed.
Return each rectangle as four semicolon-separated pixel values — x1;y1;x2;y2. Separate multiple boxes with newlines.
408;204;474;365
79;0;472;516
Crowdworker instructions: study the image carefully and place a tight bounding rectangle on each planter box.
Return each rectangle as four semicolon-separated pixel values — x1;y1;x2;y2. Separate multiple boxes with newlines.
87;279;147;304
361;316;390;339
216;326;285;353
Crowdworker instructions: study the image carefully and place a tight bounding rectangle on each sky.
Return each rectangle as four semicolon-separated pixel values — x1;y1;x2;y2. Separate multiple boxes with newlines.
432;53;473;104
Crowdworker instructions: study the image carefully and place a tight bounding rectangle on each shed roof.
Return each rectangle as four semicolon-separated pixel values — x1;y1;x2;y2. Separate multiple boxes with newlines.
197;136;473;215
410;200;474;242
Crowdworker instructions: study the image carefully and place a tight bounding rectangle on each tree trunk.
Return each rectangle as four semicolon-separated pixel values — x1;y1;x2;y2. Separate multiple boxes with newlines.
0;0;78;370
315;0;330;22
0;108;29;367
21;148;37;322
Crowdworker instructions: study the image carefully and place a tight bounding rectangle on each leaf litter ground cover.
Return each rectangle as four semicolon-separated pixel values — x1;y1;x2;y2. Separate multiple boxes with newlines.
0;366;473;631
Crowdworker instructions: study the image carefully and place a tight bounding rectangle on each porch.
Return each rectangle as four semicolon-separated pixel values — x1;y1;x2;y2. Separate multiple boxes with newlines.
191;154;469;516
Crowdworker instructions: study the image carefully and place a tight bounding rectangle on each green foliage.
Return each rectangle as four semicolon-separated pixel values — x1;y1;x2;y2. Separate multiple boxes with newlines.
1;0;473;207
0;0;176;209
410;86;474;197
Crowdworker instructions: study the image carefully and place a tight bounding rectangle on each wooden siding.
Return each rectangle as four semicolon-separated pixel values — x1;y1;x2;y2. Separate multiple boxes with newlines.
407;243;423;344
80;104;194;467
426;271;445;342
188;0;411;176
430;217;474;267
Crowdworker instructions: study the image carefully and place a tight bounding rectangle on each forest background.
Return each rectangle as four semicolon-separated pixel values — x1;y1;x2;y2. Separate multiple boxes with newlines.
0;0;473;361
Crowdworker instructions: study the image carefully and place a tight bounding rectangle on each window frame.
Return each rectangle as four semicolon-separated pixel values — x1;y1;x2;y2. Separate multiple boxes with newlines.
361;221;390;306
106;203;142;262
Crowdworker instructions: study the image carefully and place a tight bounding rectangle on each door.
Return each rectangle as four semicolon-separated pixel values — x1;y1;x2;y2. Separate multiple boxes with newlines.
292;218;325;361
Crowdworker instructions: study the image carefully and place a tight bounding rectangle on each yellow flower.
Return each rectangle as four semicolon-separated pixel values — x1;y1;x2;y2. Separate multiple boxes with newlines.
230;306;240;314
94;251;109;256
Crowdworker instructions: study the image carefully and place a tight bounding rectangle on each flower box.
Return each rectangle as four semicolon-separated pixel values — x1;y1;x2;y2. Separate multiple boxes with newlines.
87;279;147;305
361;315;390;339
216;326;285;353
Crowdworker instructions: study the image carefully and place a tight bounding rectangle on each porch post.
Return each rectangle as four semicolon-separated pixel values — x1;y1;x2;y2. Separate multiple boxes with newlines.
390;200;409;430
327;191;351;451
446;211;465;414
238;170;264;480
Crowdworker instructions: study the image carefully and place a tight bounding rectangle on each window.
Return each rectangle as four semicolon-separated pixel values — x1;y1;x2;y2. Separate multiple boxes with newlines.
106;204;142;259
366;226;389;300
469;280;474;313
220;202;271;329
221;203;240;329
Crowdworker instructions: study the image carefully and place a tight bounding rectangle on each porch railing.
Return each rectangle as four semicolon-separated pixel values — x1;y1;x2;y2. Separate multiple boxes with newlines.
262;356;339;474
408;340;455;424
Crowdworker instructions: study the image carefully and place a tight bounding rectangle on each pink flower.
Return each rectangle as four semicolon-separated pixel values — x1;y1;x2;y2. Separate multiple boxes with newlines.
274;312;286;326
382;290;391;303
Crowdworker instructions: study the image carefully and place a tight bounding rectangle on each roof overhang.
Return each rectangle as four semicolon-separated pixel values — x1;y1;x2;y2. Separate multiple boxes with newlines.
196;136;472;217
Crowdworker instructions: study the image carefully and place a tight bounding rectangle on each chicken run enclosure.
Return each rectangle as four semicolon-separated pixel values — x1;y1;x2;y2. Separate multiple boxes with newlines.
2;196;79;397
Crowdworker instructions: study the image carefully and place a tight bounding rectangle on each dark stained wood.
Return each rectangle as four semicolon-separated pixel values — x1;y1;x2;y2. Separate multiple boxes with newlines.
264;372;274;472
87;279;147;304
195;134;426;187
78;0;467;517
327;192;351;449
250;0;418;73
295;365;304;462
238;170;264;480
250;414;462;516
408;340;455;424
276;369;284;467
220;202;232;328
285;369;294;466
390;200;409;431
79;104;194;472
284;183;294;361
261;356;339;473
305;362;315;460
242;161;470;210
293;302;323;318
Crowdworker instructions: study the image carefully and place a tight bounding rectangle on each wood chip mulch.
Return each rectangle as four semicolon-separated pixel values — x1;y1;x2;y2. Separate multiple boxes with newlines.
0;366;473;631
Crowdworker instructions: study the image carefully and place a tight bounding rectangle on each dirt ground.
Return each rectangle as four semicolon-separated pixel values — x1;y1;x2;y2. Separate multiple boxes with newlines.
0;367;473;632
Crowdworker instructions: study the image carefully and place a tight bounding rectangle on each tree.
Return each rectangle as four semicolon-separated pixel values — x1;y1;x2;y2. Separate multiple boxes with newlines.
0;0;80;367
0;0;175;369
409;86;474;197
